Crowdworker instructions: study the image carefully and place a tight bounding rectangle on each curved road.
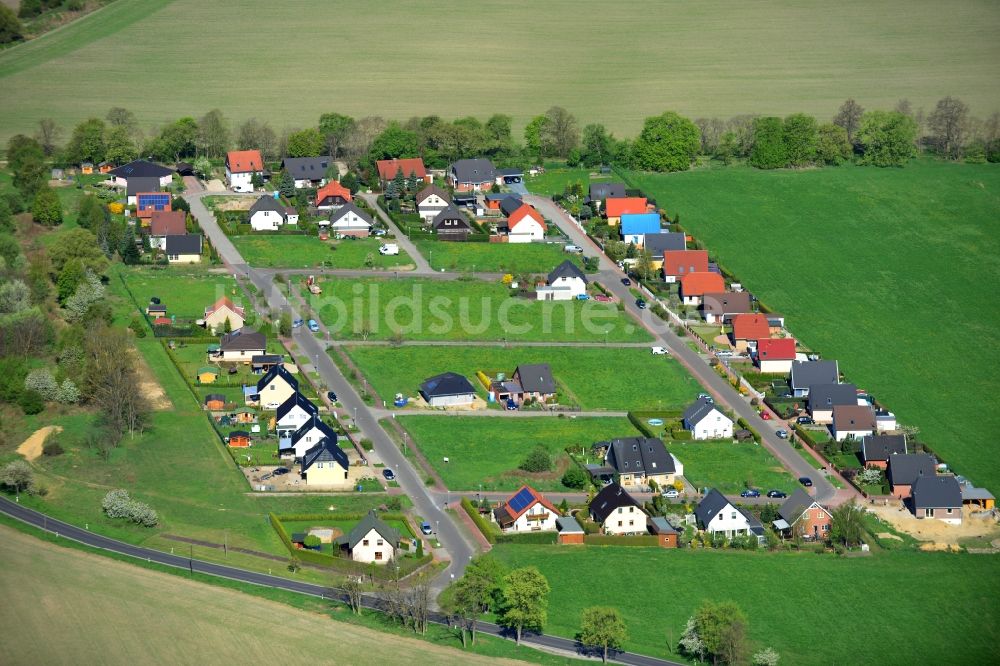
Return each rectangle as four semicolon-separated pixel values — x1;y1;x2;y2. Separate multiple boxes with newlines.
0;496;681;666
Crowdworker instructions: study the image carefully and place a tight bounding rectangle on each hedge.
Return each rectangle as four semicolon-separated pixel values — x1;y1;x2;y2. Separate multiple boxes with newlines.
736;417;762;443
461;497;498;544
495;531;558;545
583;534;660;546
792;424;819;448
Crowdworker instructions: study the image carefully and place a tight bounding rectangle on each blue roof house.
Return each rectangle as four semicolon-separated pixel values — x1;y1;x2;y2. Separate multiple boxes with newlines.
620;213;662;246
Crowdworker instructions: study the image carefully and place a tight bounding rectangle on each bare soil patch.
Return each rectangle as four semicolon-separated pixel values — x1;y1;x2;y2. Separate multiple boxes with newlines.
135;353;171;411
17;426;62;461
867;503;1000;546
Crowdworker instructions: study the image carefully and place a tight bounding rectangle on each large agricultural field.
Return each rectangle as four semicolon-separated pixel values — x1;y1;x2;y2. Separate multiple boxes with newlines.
1;0;999;142
624;160;1000;491
491;545;1000;665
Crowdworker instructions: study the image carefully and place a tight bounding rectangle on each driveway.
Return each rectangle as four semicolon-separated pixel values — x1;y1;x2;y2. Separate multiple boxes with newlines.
358;193;434;274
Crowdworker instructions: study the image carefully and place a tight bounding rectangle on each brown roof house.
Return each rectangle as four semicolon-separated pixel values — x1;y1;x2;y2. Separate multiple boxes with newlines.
831;404;875;442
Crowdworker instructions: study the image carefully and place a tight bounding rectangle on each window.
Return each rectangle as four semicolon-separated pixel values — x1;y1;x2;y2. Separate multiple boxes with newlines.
375;551;383;560
618;507;622;514
617;521;622;527
924;509;933;517
629;520;634;526
362;539;369;546
377;539;384;546
946;508;953;514
731;512;737;520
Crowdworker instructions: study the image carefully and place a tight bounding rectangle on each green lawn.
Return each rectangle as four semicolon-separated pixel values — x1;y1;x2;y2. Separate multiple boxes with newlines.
3;1;999;142
524;169;612;197
668;440;797;494
315;277;651;343
491;545;1000;665
231;235;414;270
626;159;1000;493
120;267;244;320
415;240;579;274
397;416;636;491
343;344;700;411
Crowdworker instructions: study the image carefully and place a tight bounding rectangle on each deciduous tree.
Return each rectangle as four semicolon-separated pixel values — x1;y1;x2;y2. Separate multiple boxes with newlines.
856;111;917;167
632;111;700;172
540;106;580;158
286;127;326;158
579;606;628;663
815;123;852;164
693;600;748;665
35;118;62;156
926;96;970;159
782;113;818;166
833;98;865;144
197;109;231;158
829;499;864;547
749;117;787;169
319;112;356;158
65;117;107;164
500;566;550;645
31;186;62;227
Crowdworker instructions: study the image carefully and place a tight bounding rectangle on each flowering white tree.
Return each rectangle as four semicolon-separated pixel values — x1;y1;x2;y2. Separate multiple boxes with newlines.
753;647;780;666
24;368;58;400
678;616;706;662
64;271;105;323
858;467;883;485
56;379;80;404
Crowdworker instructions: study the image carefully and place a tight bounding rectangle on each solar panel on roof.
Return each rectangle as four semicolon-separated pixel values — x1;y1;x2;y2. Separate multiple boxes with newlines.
508;487;535;513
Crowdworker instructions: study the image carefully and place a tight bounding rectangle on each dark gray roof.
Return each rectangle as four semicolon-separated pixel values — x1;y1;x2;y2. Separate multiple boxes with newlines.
556;516;584;533
702;292;752;317
300;436;350;475
256;364;298;393
860;434;907;462
432;206;471;231
694;488;732;528
249;195;287;217
335;510;400;550
514;364;556;394
328;202;373;225
219;329;265;352
251;354;283;365
589;482;643;523
911;475;962;509
285;413;338;453
164;234;202;255
500;196;524;217
887;453;936;486
276;391;318;421
790;361;839;391
126;177;162;196
109;159;173;179
683;397;721;426
603;437;675;477
450;158;496;184
416;184;451;206
204;393;225;403
649;516;679;535
778;488;828;524
419;372;476;399
808;383;858;410
643;232;686;257
485;192;521;202
547;259;587;285
589;182;626;200
281;156;331;180
497;167;524;177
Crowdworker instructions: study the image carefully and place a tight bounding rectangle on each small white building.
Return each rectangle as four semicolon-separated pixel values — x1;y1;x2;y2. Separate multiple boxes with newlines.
282;413;338;460
831;405;876;442
493;486;560;533
328;202;373;238
418;372;476;408
215;329;266;363
505;204;546;243
683;397;734;440
164;234;203;264
248;195;295;231
254;364;298;410
696;489;766;544
536;260;587;301
226;150;264;193
275;392;318;436
415;185;451;222
335;510;399;564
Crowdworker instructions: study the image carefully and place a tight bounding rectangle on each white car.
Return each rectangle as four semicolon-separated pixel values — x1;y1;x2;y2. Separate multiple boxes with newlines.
379;243;399;256
564;244;584;254
651;346;669;355
663;488;680;499
716;350;734;358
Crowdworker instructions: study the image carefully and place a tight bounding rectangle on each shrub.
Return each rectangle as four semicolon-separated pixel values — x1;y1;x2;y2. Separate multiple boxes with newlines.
561;465;589;489
56;379;79;404
101;489;158;527
42;431;63;456
519;446;552;472
18;389;44;415
359;438;374;451
461;497;498;544
128;316;147;338
303;534;321;548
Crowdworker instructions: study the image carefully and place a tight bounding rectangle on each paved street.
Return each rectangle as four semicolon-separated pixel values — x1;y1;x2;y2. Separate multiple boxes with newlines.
358;192;434;274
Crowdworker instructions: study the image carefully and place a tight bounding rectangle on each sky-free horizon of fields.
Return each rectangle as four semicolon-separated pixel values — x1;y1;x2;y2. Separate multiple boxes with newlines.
1;0;999;144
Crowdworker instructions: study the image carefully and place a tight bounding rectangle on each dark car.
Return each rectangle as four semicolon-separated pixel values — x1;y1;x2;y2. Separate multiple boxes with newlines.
635;298;647;310
326;391;338;403
767;490;788;499
796;416;813;425
798;476;813;487
621;278;632;286
382;468;395;481
740;489;761;498
274;467;290;476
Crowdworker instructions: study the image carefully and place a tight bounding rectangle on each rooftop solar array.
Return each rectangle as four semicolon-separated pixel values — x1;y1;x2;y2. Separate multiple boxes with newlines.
508;487;535;513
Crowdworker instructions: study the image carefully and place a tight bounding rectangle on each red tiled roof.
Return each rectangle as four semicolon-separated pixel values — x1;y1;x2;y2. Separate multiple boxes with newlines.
152;316;172;325
662;250;708;276
205;296;245;318
731;313;770;341
501;485;559;522
315;180;352;204
756;337;796;361
680;272;725;297
507;204;545;232
605;197;647;218
226;150;263;173
376;158;427;182
150;210;186;236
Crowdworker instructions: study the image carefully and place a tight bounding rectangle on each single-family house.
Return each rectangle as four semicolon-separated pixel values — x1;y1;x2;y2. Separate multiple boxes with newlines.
275;392;319;436
281;412;338;460
492;363;557;405
642;232;687;269
281;156;331;188
683;397;734;440
255;364;299;410
376;157;430;187
702;291;752;324
315;180;353;209
228;431;251;448
164;234;202;263
790;360;839;398
774;488;832;540
888;453;936;498
600;437;683;489
729;313;770;352
226;150;264;193
334;510;399;563
300;437;352;489
448;158;495;192
587;183;626;210
504;204;546;243
911;475;963;524
203;296;245;334
808;383;859;424
620;214;661;246
432;206;472;241
680;272;725;307
149;210;186;250
415;185;451;222
753;338;797;374
860;434;908;469
248;195;294;231
604;197;647;226
536;260;587;301
589;482;648;535
108;159;174;189
419;372;476;408
216;329;266;363
204;393;226;411
328;202;373;238
493;485;560;533
695;488;765;544
831;404;875;442
662;249;708;283
135;191;171;222
126;177;161;205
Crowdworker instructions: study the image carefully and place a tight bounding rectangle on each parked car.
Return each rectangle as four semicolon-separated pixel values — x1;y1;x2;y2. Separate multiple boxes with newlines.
663;488;680;499
576;293;590;300
740;489;761;498
379;243;399;256
767;490;788;499
292;318;304;328
382;468;395;481
796;416;814;425
775;429;789;439
760;411;771;420
564;244;584;254
307;319;319;332
326;391;338;403
798;476;813;487
697;392;713;403
716;350;734;358
635;298;647;309
621;277;632;286
594;294;613;302
372;228;388;237
651;346;669;355
505;399;518;410
420;522;433;535
274;467;290;476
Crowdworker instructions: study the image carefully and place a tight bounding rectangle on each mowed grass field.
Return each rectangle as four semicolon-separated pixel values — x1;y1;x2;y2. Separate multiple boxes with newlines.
1;1;999;142
315;277;651;343
120;267;243;319
627;160;1000;491
232;235;415;270
0;527;512;666
491;545;1000;665
343;344;699;411
397;416;636;491
415;240;579;274
667;440;796;494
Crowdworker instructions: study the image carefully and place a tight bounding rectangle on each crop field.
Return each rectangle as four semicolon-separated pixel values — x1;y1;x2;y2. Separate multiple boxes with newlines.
491;545;1000;665
120;267;243;320
397;415;636;491
343;344;699;411
232;235;415;270
415;240;579;274
0;527;508;666
2;1;999;143
626;160;1000;491
315;277;651;343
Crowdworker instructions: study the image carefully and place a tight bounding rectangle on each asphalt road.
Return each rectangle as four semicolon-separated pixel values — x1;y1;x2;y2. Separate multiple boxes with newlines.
0;496;683;666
